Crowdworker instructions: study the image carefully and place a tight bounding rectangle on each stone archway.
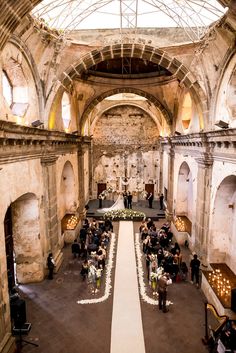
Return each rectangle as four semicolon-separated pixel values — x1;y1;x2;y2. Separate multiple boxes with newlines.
59;42;207;119
209;175;236;272
4;192;43;285
176;162;193;217
80;87;173;134
59;161;76;218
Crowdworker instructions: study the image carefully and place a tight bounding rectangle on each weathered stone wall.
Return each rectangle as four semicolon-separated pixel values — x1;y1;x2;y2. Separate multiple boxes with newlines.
92;105;160;198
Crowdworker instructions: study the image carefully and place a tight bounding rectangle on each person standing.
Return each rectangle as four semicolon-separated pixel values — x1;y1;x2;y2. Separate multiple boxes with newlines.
123;191;128;208
158;272;172;312
127;191;132;209
159;193;164;210
148;192;154;208
71;239;80;258
47;253;55;280
190;254;201;287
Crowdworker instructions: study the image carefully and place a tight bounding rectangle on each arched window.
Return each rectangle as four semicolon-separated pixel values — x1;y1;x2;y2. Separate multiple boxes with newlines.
61;92;71;130
2;71;13;106
181;93;192;130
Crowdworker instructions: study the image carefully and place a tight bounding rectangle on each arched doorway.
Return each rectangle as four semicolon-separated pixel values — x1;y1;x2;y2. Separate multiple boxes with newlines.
59;161;76;217
175;162;193;241
4;193;43;287
209;175;236;272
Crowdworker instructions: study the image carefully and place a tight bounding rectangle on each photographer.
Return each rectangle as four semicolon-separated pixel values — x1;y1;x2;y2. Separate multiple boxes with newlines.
158;272;172;313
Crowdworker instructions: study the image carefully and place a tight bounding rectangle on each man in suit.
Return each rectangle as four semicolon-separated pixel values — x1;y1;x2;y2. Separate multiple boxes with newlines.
127;191;132;209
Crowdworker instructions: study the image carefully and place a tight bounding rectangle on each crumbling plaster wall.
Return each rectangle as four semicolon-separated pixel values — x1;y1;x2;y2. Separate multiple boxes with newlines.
0;41;40;125
92;105;160;198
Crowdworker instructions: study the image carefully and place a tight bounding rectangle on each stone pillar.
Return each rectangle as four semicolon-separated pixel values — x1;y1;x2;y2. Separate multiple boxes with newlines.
194;153;213;267
158;146;164;195
88;141;93;198
41;155;63;272
165;144;175;221
77;145;86;219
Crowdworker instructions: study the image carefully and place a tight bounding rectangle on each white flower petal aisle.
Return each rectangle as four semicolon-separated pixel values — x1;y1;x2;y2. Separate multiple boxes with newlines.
77;232;116;305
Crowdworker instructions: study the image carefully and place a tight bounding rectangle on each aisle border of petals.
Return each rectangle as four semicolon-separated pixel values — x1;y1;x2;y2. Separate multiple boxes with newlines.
135;232;173;307
135;232;159;305
77;232;116;305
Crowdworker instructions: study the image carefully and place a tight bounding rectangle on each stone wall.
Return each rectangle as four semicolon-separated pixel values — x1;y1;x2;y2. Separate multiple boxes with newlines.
92;105;160;198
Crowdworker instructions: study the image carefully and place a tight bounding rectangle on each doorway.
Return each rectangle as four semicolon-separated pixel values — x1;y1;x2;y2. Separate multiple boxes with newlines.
145;184;154;195
97;183;107;198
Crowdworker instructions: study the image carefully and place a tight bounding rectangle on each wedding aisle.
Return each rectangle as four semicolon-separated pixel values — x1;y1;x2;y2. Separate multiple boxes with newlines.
110;221;146;353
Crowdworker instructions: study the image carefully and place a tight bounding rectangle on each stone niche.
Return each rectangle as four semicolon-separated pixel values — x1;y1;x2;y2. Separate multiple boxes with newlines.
12;193;44;283
92;105;161;198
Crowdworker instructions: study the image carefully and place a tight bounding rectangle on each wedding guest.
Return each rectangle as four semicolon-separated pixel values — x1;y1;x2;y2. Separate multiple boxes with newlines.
190;254;201;287
47;253;55;280
71;239;80;258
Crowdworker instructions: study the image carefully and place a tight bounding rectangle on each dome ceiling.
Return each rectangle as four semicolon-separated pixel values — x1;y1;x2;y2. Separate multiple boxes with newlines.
32;0;226;42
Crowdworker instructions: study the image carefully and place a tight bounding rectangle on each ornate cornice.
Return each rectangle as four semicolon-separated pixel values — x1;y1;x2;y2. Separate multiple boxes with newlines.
160;128;236;163
0;120;81;164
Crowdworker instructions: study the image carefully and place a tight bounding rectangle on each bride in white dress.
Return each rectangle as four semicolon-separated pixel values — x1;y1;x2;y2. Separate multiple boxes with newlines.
97;193;125;213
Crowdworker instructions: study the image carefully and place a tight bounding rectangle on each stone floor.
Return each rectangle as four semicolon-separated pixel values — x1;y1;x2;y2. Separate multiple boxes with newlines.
16;217;214;353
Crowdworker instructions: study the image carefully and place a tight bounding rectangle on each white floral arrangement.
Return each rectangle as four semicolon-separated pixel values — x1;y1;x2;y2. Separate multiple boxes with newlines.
104;209;146;221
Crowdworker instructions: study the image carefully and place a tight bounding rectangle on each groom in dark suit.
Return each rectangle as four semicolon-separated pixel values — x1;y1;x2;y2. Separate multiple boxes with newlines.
127;192;132;209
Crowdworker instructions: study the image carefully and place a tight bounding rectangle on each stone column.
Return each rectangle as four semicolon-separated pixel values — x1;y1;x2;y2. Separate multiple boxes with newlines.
77;145;86;219
87;140;93;199
165;144;175;221
194;153;213;266
158;146;164;195
41;155;63;272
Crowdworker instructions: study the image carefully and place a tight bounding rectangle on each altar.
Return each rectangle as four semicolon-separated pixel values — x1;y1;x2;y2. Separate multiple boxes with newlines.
61;214;80;244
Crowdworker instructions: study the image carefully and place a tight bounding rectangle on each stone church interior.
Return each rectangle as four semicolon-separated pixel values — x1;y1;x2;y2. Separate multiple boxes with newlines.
1;0;236;352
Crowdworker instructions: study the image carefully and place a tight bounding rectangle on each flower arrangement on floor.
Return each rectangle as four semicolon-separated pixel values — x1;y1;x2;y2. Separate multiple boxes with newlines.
103;209;146;221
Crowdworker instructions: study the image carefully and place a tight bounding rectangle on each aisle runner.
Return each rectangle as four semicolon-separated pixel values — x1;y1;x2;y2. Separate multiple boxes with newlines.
110;221;146;353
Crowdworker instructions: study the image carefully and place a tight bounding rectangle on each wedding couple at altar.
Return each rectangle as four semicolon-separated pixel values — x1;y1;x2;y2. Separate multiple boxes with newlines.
97;191;132;213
